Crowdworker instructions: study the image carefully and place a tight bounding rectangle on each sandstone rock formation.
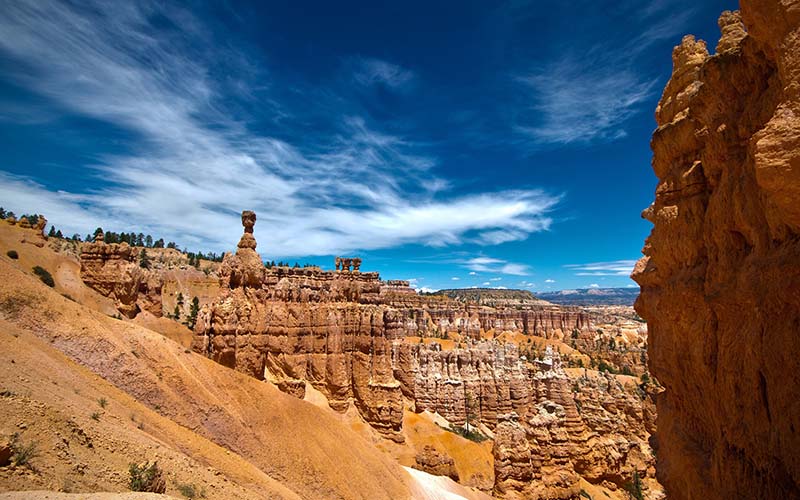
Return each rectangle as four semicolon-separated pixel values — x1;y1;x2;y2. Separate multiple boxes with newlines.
80;239;147;318
414;445;459;481
190;211;658;496
633;3;800;498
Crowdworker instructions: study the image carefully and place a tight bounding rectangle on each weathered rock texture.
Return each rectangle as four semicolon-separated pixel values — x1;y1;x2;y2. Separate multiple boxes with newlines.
633;3;800;499
80;236;220;320
192;212;657;495
80;240;148;318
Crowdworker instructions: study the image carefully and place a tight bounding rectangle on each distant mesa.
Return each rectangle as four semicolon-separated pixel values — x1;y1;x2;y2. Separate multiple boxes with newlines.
537;287;639;306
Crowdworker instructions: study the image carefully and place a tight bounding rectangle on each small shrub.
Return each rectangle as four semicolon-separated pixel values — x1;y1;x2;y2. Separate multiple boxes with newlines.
0;293;36;319
441;423;488;443
10;433;37;468
625;471;645;500
90;412;101;421
6;250;18;259
32;266;54;287
98;397;107;408
176;482;205;499
129;461;166;493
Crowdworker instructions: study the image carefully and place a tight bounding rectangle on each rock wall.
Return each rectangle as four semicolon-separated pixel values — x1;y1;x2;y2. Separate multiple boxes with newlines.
400;345;655;499
633;3;800;498
81;238;221;319
80;240;151;318
189;211;657;496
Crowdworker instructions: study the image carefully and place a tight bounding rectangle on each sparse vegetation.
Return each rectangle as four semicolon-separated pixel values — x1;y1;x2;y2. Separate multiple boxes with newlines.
176;482;206;499
128;461;166;493
32;265;55;287
625;471;645;500
0;293;36;319
10;433;37;468
6;249;18;259
98;397;108;408
91;412;101;421
440;423;488;443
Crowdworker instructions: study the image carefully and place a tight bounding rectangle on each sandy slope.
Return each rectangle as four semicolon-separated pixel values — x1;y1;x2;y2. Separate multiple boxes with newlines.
0;226;416;499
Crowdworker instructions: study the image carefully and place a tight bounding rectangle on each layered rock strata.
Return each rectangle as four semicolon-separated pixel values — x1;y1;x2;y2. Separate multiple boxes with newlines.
633;4;800;498
80;238;150;318
189;212;656;495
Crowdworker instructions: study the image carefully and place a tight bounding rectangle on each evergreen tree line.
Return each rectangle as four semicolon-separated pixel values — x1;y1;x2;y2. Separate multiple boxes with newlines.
0;209;42;226
1;207;231;266
265;261;315;269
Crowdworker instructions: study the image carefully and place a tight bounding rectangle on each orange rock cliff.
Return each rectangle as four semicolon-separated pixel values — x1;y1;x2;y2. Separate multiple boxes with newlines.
633;1;800;498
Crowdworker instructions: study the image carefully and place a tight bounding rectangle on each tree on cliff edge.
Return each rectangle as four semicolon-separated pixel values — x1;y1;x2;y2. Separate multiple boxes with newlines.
139;249;151;269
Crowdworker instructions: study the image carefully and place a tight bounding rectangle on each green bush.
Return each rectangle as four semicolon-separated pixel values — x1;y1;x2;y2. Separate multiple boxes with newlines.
6;250;18;259
129;461;166;493
32;266;54;287
10;433;37;468
625;471;645;500
442;423;488;443
176;482;205;499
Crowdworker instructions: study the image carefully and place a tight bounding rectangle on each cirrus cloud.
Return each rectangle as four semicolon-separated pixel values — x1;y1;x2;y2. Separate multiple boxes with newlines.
0;0;560;257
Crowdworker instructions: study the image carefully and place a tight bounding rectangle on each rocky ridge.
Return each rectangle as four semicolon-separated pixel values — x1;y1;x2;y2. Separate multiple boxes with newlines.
633;3;800;498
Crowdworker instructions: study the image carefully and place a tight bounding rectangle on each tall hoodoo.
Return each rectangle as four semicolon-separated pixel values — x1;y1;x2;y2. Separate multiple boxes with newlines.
220;210;265;288
633;2;800;498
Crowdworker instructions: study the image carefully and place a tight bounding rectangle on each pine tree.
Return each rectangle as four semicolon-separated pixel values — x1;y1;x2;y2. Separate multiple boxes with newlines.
48;226;56;238
139;249;151;269
176;292;184;306
0;207;5;219
55;230;63;239
186;297;200;329
145;235;153;248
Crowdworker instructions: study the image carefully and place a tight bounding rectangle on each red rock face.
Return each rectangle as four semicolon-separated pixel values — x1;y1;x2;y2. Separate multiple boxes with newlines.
80;241;147;318
633;4;800;498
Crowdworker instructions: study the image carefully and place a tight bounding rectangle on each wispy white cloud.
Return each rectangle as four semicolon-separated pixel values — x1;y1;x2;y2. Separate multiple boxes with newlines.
451;277;460;281
566;259;637;276
352;57;415;89
588;283;600;288
516;62;656;145
514;4;692;147
0;0;559;257
544;278;555;283
462;256;531;276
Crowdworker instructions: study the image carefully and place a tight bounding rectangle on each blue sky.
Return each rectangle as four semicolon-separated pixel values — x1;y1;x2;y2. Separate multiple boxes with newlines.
0;0;736;292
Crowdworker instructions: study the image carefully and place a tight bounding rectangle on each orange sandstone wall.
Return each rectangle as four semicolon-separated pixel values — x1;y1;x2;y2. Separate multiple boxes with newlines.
633;2;800;498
